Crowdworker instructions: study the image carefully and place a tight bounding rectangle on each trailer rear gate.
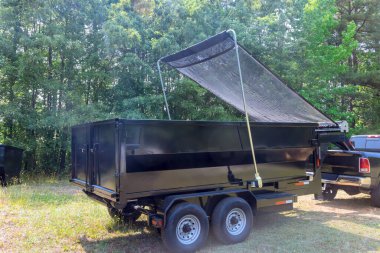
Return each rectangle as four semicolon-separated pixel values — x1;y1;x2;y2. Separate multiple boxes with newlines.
72;121;119;197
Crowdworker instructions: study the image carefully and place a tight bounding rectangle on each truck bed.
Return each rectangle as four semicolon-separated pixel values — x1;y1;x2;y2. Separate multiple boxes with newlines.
321;149;380;190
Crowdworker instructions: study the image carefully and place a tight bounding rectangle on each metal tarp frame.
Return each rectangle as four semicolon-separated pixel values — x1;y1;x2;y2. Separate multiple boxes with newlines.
157;30;264;187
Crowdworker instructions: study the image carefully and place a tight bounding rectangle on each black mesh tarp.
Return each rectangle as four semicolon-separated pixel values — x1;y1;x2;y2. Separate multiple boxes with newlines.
161;31;335;125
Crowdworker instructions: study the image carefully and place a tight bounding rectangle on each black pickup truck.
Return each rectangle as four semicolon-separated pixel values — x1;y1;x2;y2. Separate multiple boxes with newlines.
319;135;380;207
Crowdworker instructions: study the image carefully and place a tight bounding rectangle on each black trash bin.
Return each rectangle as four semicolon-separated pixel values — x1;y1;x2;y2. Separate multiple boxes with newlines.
0;145;23;186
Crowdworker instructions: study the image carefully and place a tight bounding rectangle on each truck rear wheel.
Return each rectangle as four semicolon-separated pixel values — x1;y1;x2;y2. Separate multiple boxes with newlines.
315;184;337;201
323;185;338;201
371;184;380;207
211;197;253;244
162;202;209;253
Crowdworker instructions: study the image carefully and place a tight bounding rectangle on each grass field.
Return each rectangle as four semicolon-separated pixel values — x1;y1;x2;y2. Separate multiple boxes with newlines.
1;180;379;253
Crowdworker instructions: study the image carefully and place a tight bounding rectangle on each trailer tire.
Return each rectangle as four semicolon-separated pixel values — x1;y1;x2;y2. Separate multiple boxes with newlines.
371;184;380;208
211;197;253;245
162;202;209;253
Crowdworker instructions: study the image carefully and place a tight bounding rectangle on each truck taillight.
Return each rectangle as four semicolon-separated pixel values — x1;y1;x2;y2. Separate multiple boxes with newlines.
359;158;370;173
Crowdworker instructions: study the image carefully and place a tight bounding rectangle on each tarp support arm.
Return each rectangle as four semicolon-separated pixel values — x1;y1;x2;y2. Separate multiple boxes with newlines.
227;29;262;188
157;58;171;120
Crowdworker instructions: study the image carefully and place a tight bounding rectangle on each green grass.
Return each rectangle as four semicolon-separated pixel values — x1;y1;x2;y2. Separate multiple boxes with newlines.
1;180;380;252
0;180;161;252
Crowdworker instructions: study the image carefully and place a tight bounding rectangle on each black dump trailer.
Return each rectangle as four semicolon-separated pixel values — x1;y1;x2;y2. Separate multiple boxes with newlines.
71;119;341;252
0;145;23;186
71;30;344;252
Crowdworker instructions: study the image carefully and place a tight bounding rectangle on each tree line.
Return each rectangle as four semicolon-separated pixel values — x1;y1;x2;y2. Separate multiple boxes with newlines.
0;0;379;174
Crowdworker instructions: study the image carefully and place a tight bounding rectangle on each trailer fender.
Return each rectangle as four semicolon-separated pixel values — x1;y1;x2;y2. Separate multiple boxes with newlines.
160;189;257;227
235;191;257;214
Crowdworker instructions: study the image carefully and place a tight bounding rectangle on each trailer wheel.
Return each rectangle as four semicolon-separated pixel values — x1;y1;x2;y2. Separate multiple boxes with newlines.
162;202;209;253
371;183;380;208
211;197;253;244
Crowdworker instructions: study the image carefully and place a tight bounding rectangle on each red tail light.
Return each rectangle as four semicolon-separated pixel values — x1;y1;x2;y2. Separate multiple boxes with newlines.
359;158;370;173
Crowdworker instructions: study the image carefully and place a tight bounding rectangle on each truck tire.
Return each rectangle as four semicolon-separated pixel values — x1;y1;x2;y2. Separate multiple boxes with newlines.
314;184;337;201
162;202;209;253
211;197;253;244
371;184;380;208
323;185;338;201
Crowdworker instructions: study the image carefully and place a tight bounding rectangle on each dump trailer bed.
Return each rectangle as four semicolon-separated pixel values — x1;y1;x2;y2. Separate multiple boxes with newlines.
71;118;331;206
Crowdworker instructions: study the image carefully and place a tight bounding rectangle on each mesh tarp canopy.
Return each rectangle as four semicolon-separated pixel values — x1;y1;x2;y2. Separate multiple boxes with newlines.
161;31;335;124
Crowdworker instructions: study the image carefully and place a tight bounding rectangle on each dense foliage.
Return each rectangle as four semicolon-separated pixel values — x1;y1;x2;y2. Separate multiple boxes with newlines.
0;0;379;173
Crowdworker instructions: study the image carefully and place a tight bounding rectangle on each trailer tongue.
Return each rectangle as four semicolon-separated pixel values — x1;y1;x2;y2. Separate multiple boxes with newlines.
71;30;341;253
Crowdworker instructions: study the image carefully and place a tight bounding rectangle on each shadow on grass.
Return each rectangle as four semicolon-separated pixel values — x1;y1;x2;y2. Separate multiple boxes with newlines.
79;203;380;253
106;219;150;233
80;221;165;253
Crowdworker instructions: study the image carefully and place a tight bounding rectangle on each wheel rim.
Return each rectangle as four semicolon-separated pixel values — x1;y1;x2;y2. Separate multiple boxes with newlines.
176;214;201;245
225;208;246;235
